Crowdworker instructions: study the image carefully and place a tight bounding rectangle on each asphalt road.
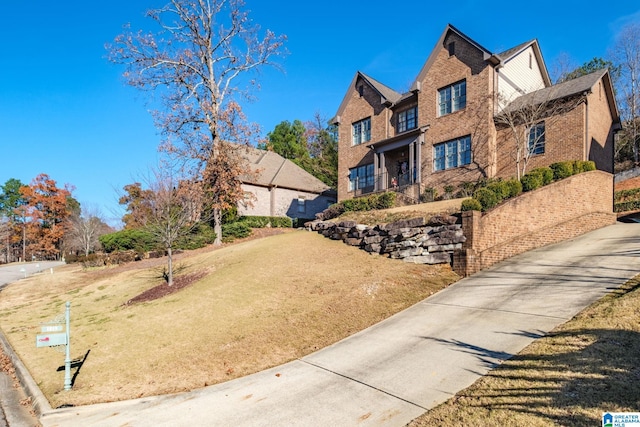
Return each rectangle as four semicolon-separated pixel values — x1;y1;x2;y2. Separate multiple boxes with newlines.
0;262;65;289
0;261;65;427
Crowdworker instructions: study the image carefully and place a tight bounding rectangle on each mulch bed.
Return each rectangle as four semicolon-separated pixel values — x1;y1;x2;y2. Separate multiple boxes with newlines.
124;270;209;305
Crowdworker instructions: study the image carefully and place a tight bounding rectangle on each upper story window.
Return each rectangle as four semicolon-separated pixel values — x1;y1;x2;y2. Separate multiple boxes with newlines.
397;106;417;133
528;122;545;155
438;80;466;116
352;117;371;146
433;135;472;171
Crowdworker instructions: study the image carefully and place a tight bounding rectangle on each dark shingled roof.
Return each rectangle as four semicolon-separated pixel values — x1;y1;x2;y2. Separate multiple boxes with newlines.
241;147;333;194
502;68;608;114
359;72;403;104
494;40;536;62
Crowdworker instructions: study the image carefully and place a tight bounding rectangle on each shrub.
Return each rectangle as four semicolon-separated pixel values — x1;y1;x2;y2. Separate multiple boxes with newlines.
550;161;574;180
421;187;438;202
530;167;554;185
473;187;499;211
176;223;216;250
461;198;483;212
486;180;510;203
504;178;523;198
457;181;477;198
222;222;251;242
521;172;544;192
99;229;156;253
572;160;596;173
374;191;396;209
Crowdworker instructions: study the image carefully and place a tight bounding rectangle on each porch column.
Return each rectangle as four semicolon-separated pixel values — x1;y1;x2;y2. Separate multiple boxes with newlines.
373;151;379;192
379;152;386;190
409;141;415;184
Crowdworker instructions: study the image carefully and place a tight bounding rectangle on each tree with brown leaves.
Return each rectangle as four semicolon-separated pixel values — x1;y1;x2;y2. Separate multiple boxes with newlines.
19;174;73;260
108;0;286;244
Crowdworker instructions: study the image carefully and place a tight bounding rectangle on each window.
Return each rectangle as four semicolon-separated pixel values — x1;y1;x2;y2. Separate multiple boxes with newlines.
397;106;417;133
348;163;375;191
528;123;545;155
433;136;472;171
448;41;455;57
438;80;466;116
297;198;306;214
352;118;371;145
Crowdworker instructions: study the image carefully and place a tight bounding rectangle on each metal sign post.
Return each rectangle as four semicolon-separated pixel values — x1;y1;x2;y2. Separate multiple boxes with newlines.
36;301;72;390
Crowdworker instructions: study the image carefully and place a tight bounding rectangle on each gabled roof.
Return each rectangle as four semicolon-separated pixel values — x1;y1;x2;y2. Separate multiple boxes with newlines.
241;147;334;194
410;24;493;91
501;68;619;121
332;71;402;124
491;39;552;87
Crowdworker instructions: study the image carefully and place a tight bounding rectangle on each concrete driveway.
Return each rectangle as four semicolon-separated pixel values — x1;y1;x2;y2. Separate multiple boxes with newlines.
28;222;640;427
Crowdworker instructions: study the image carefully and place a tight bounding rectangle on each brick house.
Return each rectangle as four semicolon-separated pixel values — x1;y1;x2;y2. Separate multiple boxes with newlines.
238;147;336;220
332;24;620;202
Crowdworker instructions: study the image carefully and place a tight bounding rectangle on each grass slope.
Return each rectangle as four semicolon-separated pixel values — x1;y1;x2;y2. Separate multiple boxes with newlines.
0;230;458;408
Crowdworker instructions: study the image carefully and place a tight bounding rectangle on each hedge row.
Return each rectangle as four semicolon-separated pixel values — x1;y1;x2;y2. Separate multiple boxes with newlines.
461;160;596;212
615;188;640;203
614;187;640;213
321;192;396;220
237;216;293;228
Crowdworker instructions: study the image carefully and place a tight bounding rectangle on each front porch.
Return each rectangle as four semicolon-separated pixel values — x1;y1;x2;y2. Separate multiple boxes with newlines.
353;127;427;203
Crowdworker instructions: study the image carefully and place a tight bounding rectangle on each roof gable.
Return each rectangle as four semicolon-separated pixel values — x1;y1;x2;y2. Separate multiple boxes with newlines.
493;39;552;87
410;24;493;91
332;71;400;124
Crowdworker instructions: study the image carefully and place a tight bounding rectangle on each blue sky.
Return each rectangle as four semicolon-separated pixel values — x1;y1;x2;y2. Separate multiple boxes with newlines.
1;1;639;226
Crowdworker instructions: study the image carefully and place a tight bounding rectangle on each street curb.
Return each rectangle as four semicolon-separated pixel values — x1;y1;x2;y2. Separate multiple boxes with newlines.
0;327;52;419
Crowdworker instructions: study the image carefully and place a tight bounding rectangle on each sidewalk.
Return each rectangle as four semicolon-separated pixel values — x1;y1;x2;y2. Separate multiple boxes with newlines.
19;222;640;426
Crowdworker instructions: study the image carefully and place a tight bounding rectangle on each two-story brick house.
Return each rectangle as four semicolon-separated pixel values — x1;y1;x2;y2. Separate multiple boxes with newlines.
333;24;620;202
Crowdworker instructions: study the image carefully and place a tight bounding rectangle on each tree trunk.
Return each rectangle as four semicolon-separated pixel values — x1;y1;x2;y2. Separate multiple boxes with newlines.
167;246;173;286
213;207;222;246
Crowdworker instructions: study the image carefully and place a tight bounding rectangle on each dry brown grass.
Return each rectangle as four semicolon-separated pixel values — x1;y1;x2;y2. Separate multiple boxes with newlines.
409;275;640;427
0;230;458;408
337;198;466;225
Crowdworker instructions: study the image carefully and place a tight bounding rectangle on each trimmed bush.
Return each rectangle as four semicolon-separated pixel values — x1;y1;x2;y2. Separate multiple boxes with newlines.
99;229;157;253
461;198;483;212
550;161;574;180
486;180;510;203
473;187;499;211
572;160;596;173
530;167;554;185
504;178;523;198
521;172;544;192
222;222;251;242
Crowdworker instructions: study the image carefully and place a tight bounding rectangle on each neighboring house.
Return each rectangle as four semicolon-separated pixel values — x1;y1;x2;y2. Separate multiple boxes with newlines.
333;24;620;202
239;147;336;219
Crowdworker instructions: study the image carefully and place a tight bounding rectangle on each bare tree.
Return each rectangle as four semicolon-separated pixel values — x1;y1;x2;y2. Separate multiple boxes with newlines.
495;91;585;179
108;0;286;244
610;21;640;165
68;205;112;257
143;169;205;286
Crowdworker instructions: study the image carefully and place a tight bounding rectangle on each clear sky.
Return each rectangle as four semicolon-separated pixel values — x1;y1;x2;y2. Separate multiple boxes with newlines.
1;1;639;226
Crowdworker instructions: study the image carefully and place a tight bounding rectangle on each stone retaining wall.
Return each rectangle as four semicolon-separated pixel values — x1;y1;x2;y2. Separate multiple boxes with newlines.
307;216;465;265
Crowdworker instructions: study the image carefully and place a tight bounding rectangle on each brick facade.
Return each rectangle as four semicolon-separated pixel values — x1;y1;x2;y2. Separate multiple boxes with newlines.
454;170;616;276
334;25;619;202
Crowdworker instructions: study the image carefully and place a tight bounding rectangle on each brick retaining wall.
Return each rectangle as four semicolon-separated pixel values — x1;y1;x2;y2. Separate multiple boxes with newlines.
453;170;616;276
